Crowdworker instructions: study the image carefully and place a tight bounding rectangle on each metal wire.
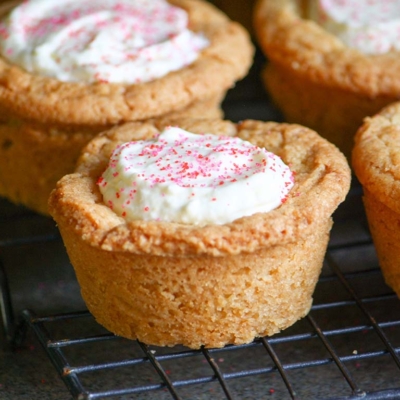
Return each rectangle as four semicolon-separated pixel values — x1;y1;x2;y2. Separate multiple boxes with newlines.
259;337;298;399
0;256;14;346
327;253;400;370
138;341;182;400
201;346;235;400
306;314;364;397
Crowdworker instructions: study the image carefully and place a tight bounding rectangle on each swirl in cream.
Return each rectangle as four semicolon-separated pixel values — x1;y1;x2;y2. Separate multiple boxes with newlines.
0;0;209;83
97;127;295;226
309;0;400;54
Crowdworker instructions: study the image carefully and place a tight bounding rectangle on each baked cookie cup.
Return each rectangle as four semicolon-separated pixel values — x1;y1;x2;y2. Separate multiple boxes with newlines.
0;93;225;216
253;0;400;159
49;118;350;349
0;0;254;215
353;102;400;299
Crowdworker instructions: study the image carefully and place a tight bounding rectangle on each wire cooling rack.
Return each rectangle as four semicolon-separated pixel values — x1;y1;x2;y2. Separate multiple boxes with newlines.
2;183;400;400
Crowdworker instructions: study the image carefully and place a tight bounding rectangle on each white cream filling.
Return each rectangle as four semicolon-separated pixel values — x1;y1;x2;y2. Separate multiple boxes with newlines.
308;0;400;54
98;127;295;226
0;0;209;83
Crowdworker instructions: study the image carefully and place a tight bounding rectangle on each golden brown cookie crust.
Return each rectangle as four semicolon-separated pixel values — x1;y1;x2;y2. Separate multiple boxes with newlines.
253;0;400;98
353;103;400;301
362;190;400;298
261;62;394;160
56;216;332;348
49;119;351;256
352;102;400;215
0;0;254;125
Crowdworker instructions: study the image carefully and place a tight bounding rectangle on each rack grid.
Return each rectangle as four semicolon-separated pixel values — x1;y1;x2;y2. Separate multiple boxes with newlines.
2;184;400;399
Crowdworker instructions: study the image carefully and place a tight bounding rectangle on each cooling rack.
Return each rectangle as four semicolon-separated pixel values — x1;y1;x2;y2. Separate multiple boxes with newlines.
2;182;400;400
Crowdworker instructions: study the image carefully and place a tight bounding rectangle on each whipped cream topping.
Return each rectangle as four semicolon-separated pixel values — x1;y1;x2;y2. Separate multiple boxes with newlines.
309;0;400;54
0;0;209;83
97;127;294;226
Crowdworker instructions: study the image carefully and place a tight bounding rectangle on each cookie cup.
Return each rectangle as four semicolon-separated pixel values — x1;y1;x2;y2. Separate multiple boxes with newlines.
353;102;400;298
0;93;224;215
49;119;350;349
253;0;400;159
0;0;253;215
